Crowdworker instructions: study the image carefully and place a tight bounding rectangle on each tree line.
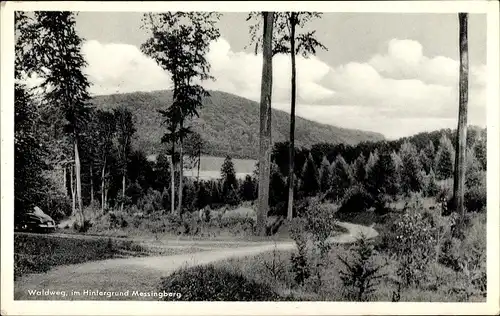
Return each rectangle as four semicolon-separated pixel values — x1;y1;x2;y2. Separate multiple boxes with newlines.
14;11;477;236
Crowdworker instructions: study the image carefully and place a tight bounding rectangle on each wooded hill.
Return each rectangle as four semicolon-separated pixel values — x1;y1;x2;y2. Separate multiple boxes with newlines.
92;90;384;159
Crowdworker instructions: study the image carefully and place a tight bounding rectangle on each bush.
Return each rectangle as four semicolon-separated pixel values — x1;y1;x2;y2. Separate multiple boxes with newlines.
108;211;129;230
138;188;162;214
440;213;486;298
338;184;373;214
289;218;311;286
159;265;282;301
44;193;72;222
388;197;436;287
338;235;387;301
464;172;486;213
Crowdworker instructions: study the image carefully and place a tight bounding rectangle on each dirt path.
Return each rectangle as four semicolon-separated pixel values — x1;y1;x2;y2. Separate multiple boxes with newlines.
14;222;377;301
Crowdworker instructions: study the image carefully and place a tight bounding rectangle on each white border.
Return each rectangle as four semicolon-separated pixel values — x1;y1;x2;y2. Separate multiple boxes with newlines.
1;1;499;315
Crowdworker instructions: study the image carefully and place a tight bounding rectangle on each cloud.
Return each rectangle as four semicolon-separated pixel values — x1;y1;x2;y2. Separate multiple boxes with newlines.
318;38;486;124
203;38;334;104
26;37;486;139
82;40;173;95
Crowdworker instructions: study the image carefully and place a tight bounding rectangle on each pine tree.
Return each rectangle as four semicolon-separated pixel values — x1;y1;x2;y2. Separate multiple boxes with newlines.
418;149;431;174
28;12;92;225
399;142;424;195
367;151;399;200
352;153;367;184
269;162;287;208
390;151;403;195
329;155;353;201
473;135;486;171
424;168;440;197
300;153;320;197
221;156;240;206
465;148;482;188
434;134;455;180
365;150;379;178
239;175;255;202
421;140;436;173
319;156;331;193
195;181;211;210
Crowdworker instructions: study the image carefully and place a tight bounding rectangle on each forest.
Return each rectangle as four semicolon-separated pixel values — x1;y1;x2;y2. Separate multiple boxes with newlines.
13;11;488;302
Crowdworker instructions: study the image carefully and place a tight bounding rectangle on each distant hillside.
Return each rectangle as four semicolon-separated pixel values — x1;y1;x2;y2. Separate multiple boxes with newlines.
92;90;384;159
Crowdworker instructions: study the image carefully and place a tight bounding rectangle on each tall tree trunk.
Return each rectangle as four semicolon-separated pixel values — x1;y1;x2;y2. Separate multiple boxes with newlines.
121;174;126;213
63;165;67;197
90;163;94;206
177;122;184;216
287;16;297;221
70;165;76;215
256;11;274;236
75;140;84;224
101;158;106;213
197;147;201;181
452;13;469;229
171;141;176;214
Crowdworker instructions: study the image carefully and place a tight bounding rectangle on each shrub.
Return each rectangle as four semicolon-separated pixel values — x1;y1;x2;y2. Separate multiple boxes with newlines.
440;213;486;298
301;198;338;257
295;198;338;291
138;188;162;214
422;169;440;197
389;197;436;287
338;235;387;301
338;184;373;214
464;172;486;213
159;265;282;301
289;217;311;286
73;219;93;233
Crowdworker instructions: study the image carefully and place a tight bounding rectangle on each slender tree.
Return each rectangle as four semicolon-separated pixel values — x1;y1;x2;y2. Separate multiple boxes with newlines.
256;12;274;236
114;107;136;213
184;131;204;181
248;12;327;220
452;13;469;225
319;156;331;193
27;12;92;225
329;154;353;201
142;12;220;215
221;156;240;205
435;134;455;180
95;110;116;212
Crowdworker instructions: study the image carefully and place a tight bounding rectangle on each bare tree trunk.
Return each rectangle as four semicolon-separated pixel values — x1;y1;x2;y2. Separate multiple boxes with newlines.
104;187;108;211
171;142;176;214
75;140;84;224
90;163;94;206
177;123;184;216
70;165;76;216
287;15;297;221
121;174;125;213
452;13;469;230
256;12;274;236
197;147;201;181
63;165;67;197
101;158;106;213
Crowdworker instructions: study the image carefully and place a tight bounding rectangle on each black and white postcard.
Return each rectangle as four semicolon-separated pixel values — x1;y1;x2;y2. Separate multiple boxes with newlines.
1;1;499;315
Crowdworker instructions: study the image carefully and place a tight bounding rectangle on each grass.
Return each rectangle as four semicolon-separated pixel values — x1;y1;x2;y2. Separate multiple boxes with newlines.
210;245;482;302
13;234;204;279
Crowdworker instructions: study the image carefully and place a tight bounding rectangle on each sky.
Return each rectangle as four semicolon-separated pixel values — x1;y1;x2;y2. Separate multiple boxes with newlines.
67;12;487;139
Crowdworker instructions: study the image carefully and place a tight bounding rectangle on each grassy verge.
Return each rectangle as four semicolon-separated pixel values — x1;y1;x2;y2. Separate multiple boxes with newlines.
209;246;480;302
13;234;203;279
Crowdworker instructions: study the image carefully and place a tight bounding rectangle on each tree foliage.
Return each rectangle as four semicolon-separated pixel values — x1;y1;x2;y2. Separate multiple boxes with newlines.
435;134;455;180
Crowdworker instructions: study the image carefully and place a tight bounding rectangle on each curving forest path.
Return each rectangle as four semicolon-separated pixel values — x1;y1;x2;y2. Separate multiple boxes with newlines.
14;221;378;301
